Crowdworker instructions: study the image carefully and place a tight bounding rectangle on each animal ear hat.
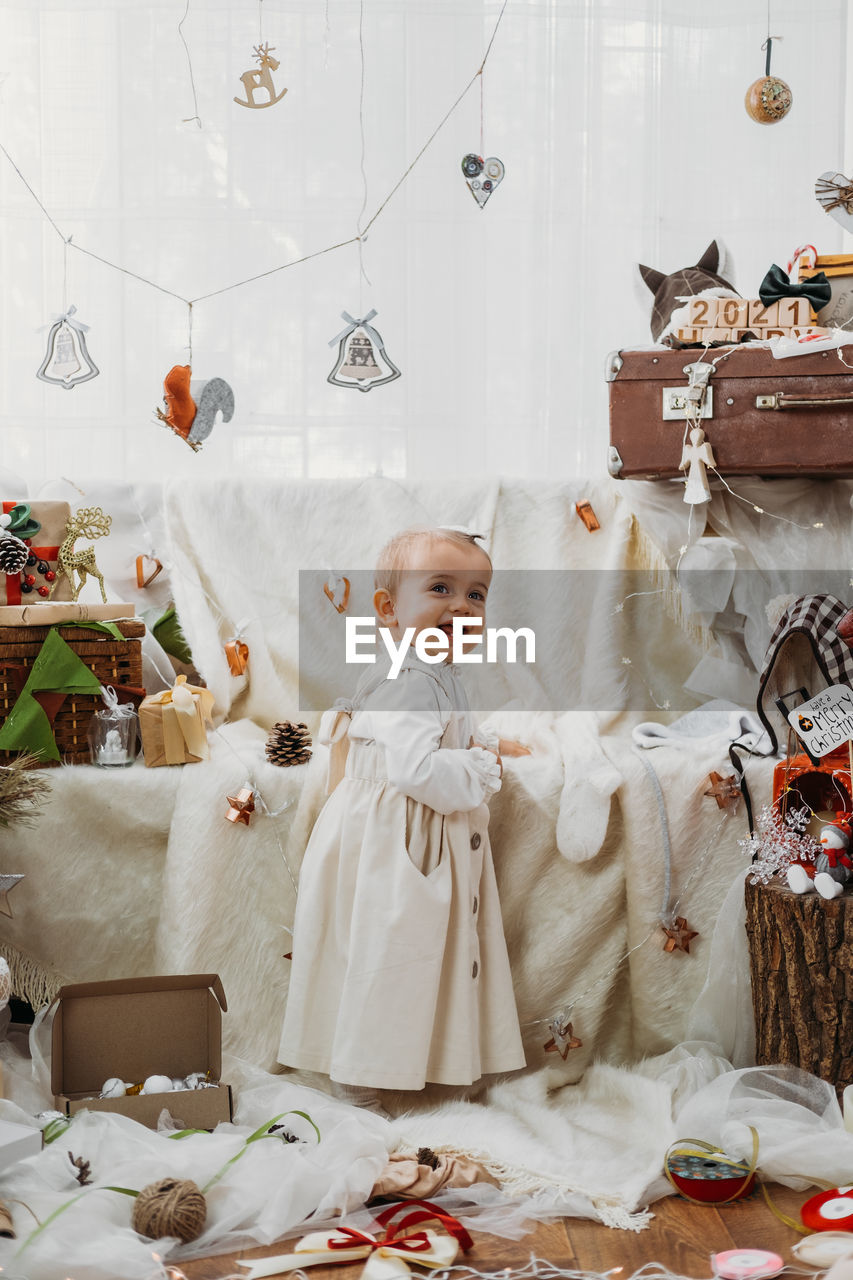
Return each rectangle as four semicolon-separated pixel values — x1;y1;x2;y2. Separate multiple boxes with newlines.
636;240;738;341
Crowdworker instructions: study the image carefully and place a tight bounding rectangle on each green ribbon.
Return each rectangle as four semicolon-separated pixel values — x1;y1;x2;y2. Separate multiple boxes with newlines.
0;627;102;762
4;503;41;541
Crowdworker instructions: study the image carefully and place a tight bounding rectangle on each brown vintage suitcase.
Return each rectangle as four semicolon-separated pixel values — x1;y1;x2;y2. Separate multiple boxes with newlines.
607;343;853;479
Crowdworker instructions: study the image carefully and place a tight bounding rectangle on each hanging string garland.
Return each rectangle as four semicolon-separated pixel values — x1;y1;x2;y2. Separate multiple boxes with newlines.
0;1;510;417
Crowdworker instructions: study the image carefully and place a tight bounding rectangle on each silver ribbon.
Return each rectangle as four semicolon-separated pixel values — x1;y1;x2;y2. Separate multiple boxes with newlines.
38;304;90;335
328;308;384;350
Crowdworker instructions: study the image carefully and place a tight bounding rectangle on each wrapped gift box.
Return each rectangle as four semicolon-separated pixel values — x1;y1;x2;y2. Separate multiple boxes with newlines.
1;501;73;605
139;675;214;767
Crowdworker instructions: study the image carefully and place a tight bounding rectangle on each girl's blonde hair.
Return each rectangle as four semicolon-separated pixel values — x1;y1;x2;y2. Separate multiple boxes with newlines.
374;526;492;594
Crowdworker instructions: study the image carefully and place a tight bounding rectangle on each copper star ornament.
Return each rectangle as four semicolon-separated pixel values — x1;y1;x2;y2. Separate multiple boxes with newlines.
225;787;255;825
0;874;24;919
662;916;699;954
544;1016;583;1059
704;771;741;809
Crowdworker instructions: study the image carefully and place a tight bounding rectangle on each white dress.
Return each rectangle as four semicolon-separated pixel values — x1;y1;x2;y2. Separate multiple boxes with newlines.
278;654;527;1089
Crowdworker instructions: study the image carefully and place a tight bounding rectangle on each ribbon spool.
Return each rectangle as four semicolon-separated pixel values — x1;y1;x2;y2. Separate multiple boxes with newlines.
802;1186;853;1232
713;1251;784;1280
664;1131;758;1204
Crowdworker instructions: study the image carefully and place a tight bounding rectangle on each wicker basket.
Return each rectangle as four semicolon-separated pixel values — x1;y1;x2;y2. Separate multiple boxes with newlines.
0;619;145;766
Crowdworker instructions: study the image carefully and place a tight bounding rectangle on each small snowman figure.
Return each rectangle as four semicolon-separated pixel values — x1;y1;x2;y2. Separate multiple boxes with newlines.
788;816;853;900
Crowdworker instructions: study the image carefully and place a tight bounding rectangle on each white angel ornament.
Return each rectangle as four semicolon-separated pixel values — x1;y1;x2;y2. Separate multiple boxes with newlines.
679;426;716;505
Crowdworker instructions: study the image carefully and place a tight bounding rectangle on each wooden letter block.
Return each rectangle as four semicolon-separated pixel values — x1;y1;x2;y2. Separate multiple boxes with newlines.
763;328;786;339
748;300;779;327
685;297;717;328
673;328;702;342
705;328;735;342
778;297;815;327
718;297;749;328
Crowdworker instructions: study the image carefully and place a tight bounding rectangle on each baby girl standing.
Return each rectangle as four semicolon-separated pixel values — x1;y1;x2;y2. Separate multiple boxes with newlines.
278;527;526;1096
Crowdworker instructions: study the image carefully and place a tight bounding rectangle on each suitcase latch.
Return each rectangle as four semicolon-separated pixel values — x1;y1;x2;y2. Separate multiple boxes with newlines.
662;361;714;421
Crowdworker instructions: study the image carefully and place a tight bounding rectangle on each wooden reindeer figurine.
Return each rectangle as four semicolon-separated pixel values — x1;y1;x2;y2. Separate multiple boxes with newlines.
49;507;112;603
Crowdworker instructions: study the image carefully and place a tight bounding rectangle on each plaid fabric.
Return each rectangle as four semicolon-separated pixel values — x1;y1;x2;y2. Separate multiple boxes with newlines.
757;593;853;752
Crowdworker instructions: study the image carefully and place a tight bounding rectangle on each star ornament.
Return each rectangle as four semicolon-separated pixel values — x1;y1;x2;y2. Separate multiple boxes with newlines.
662;916;699;954
544;1016;583;1059
225;787;255;826
704;771;741;810
0;874;24;918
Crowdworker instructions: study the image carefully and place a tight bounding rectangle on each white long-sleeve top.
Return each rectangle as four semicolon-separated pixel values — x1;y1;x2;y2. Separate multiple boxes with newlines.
335;655;501;815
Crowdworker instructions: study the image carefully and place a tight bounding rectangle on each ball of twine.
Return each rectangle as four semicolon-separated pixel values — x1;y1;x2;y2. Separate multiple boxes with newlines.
131;1178;207;1244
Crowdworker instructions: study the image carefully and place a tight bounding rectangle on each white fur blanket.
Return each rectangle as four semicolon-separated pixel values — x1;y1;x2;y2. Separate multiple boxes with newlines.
5;474;771;1095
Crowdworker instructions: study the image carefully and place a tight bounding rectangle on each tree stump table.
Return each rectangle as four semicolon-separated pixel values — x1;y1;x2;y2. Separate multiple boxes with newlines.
745;878;853;1086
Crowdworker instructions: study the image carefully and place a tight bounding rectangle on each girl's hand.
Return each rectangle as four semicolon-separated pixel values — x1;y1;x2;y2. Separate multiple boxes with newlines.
499;737;531;757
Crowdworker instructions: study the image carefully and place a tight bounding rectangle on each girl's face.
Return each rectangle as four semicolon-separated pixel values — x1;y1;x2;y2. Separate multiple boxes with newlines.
374;539;492;656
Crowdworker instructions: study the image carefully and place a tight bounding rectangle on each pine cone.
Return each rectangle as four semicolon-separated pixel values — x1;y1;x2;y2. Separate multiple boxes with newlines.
265;721;312;767
0;534;28;575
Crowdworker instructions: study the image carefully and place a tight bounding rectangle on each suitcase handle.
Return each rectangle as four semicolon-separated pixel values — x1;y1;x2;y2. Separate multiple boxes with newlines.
756;392;853;410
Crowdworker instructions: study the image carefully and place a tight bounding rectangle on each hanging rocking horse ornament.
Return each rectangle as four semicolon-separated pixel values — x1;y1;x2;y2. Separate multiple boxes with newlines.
234;41;287;109
327;310;401;392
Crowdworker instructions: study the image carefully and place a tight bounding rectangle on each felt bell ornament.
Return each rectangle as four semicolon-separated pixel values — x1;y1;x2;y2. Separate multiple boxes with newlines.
745;37;792;124
328;310;401;392
36;307;99;389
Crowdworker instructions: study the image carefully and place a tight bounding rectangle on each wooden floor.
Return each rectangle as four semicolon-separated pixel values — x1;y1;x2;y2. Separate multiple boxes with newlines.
181;1183;807;1279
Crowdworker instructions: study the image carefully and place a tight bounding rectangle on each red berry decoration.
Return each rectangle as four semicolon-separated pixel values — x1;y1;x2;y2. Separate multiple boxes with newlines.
37;586;49;597
44;570;56;582
24;574;35;586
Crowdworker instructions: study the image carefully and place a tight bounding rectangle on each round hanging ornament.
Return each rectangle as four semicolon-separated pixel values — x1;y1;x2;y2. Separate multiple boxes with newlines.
745;36;792;124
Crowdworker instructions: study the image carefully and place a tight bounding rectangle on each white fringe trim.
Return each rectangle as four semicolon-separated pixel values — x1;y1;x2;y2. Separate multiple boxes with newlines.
3;941;66;1010
391;1135;654;1232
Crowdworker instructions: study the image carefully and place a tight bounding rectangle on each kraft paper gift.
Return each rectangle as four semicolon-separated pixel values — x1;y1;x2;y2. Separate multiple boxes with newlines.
139;674;215;767
1;501;73;605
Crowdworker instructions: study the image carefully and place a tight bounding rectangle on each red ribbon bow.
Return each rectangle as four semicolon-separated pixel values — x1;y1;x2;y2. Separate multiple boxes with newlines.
328;1199;473;1256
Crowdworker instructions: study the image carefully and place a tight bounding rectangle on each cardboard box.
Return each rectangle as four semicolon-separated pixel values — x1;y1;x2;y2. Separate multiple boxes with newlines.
0;602;135;626
51;974;232;1130
0;1118;42;1173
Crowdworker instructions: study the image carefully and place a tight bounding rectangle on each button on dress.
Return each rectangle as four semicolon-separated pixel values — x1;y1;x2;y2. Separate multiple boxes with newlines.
278;656;526;1090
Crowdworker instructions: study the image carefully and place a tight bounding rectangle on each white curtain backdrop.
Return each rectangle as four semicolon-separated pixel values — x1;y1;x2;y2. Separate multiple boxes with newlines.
0;0;848;489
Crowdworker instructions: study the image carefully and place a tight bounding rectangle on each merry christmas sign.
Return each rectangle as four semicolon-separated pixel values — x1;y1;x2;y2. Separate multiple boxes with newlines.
788;685;853;757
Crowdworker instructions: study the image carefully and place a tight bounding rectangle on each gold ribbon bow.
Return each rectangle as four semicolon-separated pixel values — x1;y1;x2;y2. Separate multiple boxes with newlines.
152;674;215;764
